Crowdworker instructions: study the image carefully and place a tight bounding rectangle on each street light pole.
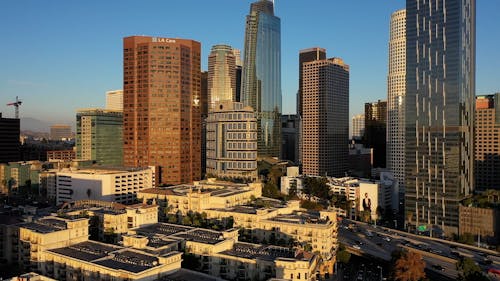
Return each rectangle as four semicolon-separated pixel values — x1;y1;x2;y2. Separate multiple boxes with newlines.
377;266;382;281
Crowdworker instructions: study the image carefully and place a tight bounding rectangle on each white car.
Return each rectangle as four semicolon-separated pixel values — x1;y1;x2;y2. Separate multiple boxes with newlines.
383;237;391;242
353;245;361;250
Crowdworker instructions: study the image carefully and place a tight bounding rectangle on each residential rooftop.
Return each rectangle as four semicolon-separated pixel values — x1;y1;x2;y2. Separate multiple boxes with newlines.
48;241;173;274
220;242;296;261
21;218;73;234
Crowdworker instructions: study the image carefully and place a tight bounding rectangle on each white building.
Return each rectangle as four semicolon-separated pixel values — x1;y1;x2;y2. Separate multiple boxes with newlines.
105;90;123;112
352;114;365;140
55;167;154;205
387;9;406;196
280;166;303;195
328;176;397;220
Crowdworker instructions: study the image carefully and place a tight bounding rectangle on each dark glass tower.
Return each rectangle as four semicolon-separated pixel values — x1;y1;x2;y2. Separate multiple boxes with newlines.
241;0;281;158
405;0;475;235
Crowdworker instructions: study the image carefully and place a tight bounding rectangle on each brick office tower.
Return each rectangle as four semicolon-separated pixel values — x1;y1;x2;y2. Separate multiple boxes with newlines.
123;36;201;185
475;94;500;191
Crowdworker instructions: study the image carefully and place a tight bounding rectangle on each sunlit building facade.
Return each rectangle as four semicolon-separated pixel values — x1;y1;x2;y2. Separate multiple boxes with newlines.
241;0;281;158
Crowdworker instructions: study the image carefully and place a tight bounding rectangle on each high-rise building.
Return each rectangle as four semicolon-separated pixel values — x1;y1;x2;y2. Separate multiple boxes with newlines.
387;9;406;198
298;48;327;166
475;94;500;191
352;114;365;140
241;0;281;158
298;48;327;118
201;71;208;177
106;90;123;112
301;50;349;177
0;113;20;163
206;101;258;181
281;114;299;164
76;109;123;166
232;49;243;102
208;44;237;109
405;0;475;234
364;100;387;169
50;124;72;141
123;36;201;185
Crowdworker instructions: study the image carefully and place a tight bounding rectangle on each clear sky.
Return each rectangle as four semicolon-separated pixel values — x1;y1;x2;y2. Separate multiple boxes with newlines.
1;0;499;128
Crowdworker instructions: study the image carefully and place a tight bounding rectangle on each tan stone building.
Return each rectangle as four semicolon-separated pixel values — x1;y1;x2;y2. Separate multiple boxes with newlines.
127;223;320;281
137;178;262;217
18;217;89;272
59;200;158;242
204;201;337;261
459;205;499;244
206;101;258;181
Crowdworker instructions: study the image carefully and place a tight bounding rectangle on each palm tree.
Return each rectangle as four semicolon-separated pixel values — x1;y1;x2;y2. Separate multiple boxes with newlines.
393;251;426;281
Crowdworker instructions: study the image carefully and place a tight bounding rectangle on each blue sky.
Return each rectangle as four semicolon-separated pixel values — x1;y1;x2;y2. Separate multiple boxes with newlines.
1;0;499;128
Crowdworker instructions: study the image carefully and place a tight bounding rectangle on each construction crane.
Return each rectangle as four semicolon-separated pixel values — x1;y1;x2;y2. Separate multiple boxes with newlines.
6;96;22;119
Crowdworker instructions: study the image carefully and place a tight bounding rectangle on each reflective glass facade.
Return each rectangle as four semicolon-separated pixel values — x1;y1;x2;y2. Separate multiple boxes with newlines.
405;0;475;234
242;0;281;158
76;109;123;166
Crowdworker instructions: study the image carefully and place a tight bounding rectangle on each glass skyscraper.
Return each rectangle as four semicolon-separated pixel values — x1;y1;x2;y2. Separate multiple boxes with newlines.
76;109;123;166
241;0;281;158
405;0;475;235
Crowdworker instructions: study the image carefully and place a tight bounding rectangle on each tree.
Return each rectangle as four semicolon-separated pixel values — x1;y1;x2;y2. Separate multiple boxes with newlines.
393;251;426;281
263;182;282;199
456;257;489;281
337;250;351;264
458;233;475;245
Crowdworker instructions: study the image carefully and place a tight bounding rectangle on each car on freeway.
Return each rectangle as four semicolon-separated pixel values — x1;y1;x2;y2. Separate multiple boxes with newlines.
383;237;391;242
353;245;361;250
432;264;445;271
429;249;442;254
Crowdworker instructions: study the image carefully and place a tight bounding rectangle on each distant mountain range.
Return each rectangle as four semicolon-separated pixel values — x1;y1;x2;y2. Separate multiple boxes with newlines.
20;117;51;132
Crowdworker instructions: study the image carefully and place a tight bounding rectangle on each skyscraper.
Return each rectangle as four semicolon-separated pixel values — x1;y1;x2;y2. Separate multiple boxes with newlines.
76;109;123;166
364;100;387;169
208;44;237;109
232;49;243;102
281;114;299;163
298;48;327;165
301;50;349;177
0;113;20;163
405;0;475;234
123;36;201;185
241;0;281;158
106;90;123;112
475;94;500;191
387;9;406;193
352;114;365;140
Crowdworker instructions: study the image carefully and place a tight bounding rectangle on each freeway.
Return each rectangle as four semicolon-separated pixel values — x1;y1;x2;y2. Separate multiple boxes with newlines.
337;219;500;280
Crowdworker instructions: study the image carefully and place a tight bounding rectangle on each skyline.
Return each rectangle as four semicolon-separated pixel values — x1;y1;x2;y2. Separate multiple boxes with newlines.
1;0;499;127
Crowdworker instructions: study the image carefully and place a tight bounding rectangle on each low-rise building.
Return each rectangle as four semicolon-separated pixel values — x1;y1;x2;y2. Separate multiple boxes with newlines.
42;240;182;281
459;205;500;245
18;216;89;271
137;178;262;218
58;200;158;242
46;150;76;162
127;223;320;281
280;166;303;195
328;176;397;220
55;166;155;205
